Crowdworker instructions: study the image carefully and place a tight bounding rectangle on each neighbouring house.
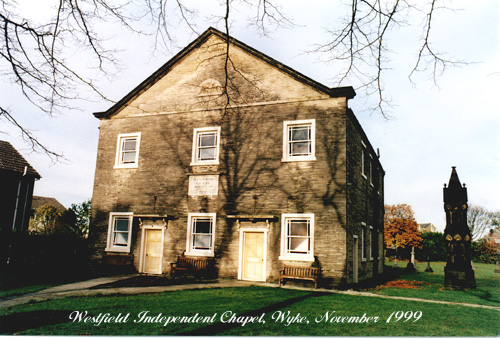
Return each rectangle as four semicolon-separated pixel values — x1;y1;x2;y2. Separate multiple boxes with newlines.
0;140;41;234
29;196;68;234
88;27;385;287
31;196;67;213
418;223;437;233
482;228;500;249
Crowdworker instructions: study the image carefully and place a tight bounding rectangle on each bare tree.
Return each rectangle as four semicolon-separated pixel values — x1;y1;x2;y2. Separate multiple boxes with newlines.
0;0;127;159
1;0;463;158
467;204;499;241
313;0;465;117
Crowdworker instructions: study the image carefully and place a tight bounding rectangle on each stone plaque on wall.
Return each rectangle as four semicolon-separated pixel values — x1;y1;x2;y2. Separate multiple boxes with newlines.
188;174;219;196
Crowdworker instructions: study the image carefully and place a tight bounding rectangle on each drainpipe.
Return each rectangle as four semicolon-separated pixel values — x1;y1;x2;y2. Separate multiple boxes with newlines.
20;179;31;232
11;166;29;231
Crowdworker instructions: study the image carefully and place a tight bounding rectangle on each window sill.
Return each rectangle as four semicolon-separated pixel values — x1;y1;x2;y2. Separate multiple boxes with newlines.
279;255;315;262
184;251;215;257
190;161;219;166
114;164;138;169
281;156;316;162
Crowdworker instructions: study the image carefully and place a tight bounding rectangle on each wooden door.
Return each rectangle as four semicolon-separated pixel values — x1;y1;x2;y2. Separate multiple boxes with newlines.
144;229;162;274
243;232;265;281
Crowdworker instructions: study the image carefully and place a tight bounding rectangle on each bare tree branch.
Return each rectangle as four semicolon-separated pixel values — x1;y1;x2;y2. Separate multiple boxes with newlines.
468;204;498;241
0;0;133;159
1;0;468;159
0;106;65;161
243;0;294;36
312;0;467;117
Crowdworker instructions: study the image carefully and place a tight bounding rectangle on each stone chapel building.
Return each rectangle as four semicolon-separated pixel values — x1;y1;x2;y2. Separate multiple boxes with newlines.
88;27;385;287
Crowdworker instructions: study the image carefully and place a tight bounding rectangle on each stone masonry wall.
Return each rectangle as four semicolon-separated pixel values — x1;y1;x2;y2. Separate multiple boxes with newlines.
88;33;382;288
346;110;385;284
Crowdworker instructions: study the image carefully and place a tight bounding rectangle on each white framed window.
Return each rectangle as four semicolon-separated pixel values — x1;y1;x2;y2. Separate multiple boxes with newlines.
191;127;221;165
361;141;368;179
361;222;367;261
280;213;315;261
115;133;141;168
282;120;316;162
369;154;373;186
370;225;375;260
106;212;133;252
377;229;381;260
373;165;380;193
186;213;216;256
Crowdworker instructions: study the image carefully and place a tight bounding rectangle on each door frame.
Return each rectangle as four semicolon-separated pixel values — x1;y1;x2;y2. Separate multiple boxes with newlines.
238;227;267;282
139;225;166;274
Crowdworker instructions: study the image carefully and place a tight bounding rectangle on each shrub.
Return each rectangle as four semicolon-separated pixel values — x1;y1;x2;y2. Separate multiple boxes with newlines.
471;240;497;264
415;232;446;262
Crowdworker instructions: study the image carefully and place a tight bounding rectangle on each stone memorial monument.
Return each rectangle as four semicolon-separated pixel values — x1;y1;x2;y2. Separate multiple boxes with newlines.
443;167;476;289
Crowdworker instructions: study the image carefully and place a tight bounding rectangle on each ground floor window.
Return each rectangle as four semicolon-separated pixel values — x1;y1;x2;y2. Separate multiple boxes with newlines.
186;213;216;256
370;226;376;260
361;222;367;261
105;212;133;252
279;213;314;262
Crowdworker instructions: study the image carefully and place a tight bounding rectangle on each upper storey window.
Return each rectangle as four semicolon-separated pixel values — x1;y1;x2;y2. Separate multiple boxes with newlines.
282;119;316;162
115;133;141;168
191;127;221;165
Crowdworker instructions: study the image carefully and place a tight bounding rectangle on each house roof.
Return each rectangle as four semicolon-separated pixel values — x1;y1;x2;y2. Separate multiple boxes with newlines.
94;27;356;119
31;196;66;212
484;227;500;239
419;223;433;229
0;140;41;178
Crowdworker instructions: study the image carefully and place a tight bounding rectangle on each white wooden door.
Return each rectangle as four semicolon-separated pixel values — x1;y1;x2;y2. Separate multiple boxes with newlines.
242;232;265;281
144;229;162;274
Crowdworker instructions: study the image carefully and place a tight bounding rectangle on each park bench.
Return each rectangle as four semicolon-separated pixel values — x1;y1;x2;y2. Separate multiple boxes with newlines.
279;265;320;289
170;256;216;278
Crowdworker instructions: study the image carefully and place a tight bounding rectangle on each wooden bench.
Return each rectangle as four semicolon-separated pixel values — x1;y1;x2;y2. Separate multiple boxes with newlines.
279;265;320;289
170;256;215;278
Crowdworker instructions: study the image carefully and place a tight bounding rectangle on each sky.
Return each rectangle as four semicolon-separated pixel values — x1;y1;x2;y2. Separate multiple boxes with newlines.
1;1;499;233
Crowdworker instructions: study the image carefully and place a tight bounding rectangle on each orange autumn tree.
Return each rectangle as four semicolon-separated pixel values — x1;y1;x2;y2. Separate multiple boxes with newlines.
384;204;423;256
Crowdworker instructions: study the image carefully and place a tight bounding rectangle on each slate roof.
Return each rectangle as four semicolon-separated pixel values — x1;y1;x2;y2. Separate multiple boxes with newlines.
31;196;66;212
94;27;356;119
0;140;41;178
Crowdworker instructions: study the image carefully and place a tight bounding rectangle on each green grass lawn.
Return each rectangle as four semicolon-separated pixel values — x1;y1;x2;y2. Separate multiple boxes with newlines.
0;283;56;299
1;262;499;336
1;285;499;336
365;262;500;307
0;272;62;298
0;267;112;298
